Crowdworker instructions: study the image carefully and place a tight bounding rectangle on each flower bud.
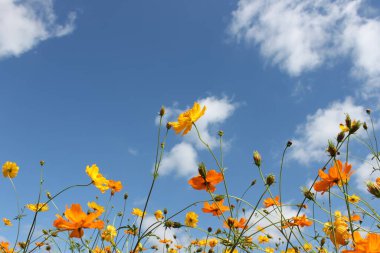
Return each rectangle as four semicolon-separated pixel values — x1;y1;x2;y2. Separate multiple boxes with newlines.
40;160;45;166
173;222;182;228
159;106;165;116
363;122;368;130
266;174;275;186
214;195;224;201
287;140;292;147
367;181;380;198
124;193;129;200
337;132;345;143
251;179;257;186
253;151;261;167
46;192;52;200
198;162;207;179
301;187;315;201
207;227;212;233
166;123;172;130
164;220;174;228
218;130;224;137
326;140;337;157
345;114;352;129
349;121;361;134
366;109;371;115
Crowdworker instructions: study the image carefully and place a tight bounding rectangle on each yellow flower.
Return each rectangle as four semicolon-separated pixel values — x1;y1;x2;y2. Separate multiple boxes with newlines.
86;164;109;193
258;235;270;244
26;203;49;212
168;102;206;136
132;208;145;217
168;249;177;253
2;161;19;178
348;194;360;203
101;225;117;242
154;210;163;220
224;249;238;253
184;211;198;228
304;243;312;251
2;218;12;226
265;247;275;253
88;202;105;214
257;226;265;232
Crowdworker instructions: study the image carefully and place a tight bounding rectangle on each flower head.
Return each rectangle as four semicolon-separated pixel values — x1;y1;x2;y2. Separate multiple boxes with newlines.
314;160;353;193
263;196;281;208
188;169;223;193
258;235;270;244
154;210;164;220
101;225;117;242
348;194;360;203
26;203;49;212
282;214;313;228
168;102;206;136
53;203;104;238
184;211;198;228
2;161;19;178
88;202;105;214
86;164;109;193
2;218;11;226
342;232;380;253
132;208;145;217
202;199;229;216
108;180;122;195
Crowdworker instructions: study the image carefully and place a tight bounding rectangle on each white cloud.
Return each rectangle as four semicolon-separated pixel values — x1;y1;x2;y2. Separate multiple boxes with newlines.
289;97;368;164
229;0;380;95
0;0;76;59
128;147;138;156
354;154;380;192
159;142;198;177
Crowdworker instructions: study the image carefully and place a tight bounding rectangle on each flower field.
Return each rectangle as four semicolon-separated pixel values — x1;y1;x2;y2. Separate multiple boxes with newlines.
1;102;379;253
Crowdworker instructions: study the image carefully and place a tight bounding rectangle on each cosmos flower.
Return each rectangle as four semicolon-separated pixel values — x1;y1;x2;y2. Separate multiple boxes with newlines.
53;203;104;238
86;164;109;193
168;102;206;136
26;203;49;212
184;211;198;228
2;161;19;178
314;160;353;193
263;196;281;208
188;169;223;193
202;199;229;216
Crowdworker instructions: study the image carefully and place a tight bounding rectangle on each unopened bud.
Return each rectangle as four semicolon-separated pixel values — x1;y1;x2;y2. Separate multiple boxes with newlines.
367;181;380;198
337;132;345;143
215;228;221;234
366;109;371;115
363;122;368;130
46;192;52;200
40;160;45;166
159;106;165;116
163;208;168;215
349;121;361;134
173;222;182;228
266;174;275;186
46;245;51;251
253;151;261;167
301;187;315;201
320;238;326;247
326;140;337;157
251;179;257;186
208;227;212;233
218;130;224;137
345;114;352;129
124;193;129;200
287;140;292;147
198;162;207;179
166;123;172;130
214;195;224;201
164;220;174;228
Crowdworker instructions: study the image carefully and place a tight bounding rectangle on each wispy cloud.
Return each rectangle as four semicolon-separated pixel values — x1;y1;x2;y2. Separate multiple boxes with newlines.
229;0;380;96
0;0;76;59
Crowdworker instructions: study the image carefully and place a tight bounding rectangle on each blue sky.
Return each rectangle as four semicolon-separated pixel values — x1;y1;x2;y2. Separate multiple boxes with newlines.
1;0;380;248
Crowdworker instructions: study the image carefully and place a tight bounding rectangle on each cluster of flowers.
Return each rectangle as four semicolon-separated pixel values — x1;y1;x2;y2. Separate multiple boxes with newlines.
0;102;379;253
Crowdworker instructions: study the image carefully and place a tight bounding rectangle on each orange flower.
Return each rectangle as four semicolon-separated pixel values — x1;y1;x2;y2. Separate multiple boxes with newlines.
168;102;206;136
314;160;353;193
342;232;380;253
202;199;230;216
223;217;247;229
0;241;12;253
53;203;104;238
108;180;122;195
188;169;223;193
282;214;313;228
263;196;281;208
